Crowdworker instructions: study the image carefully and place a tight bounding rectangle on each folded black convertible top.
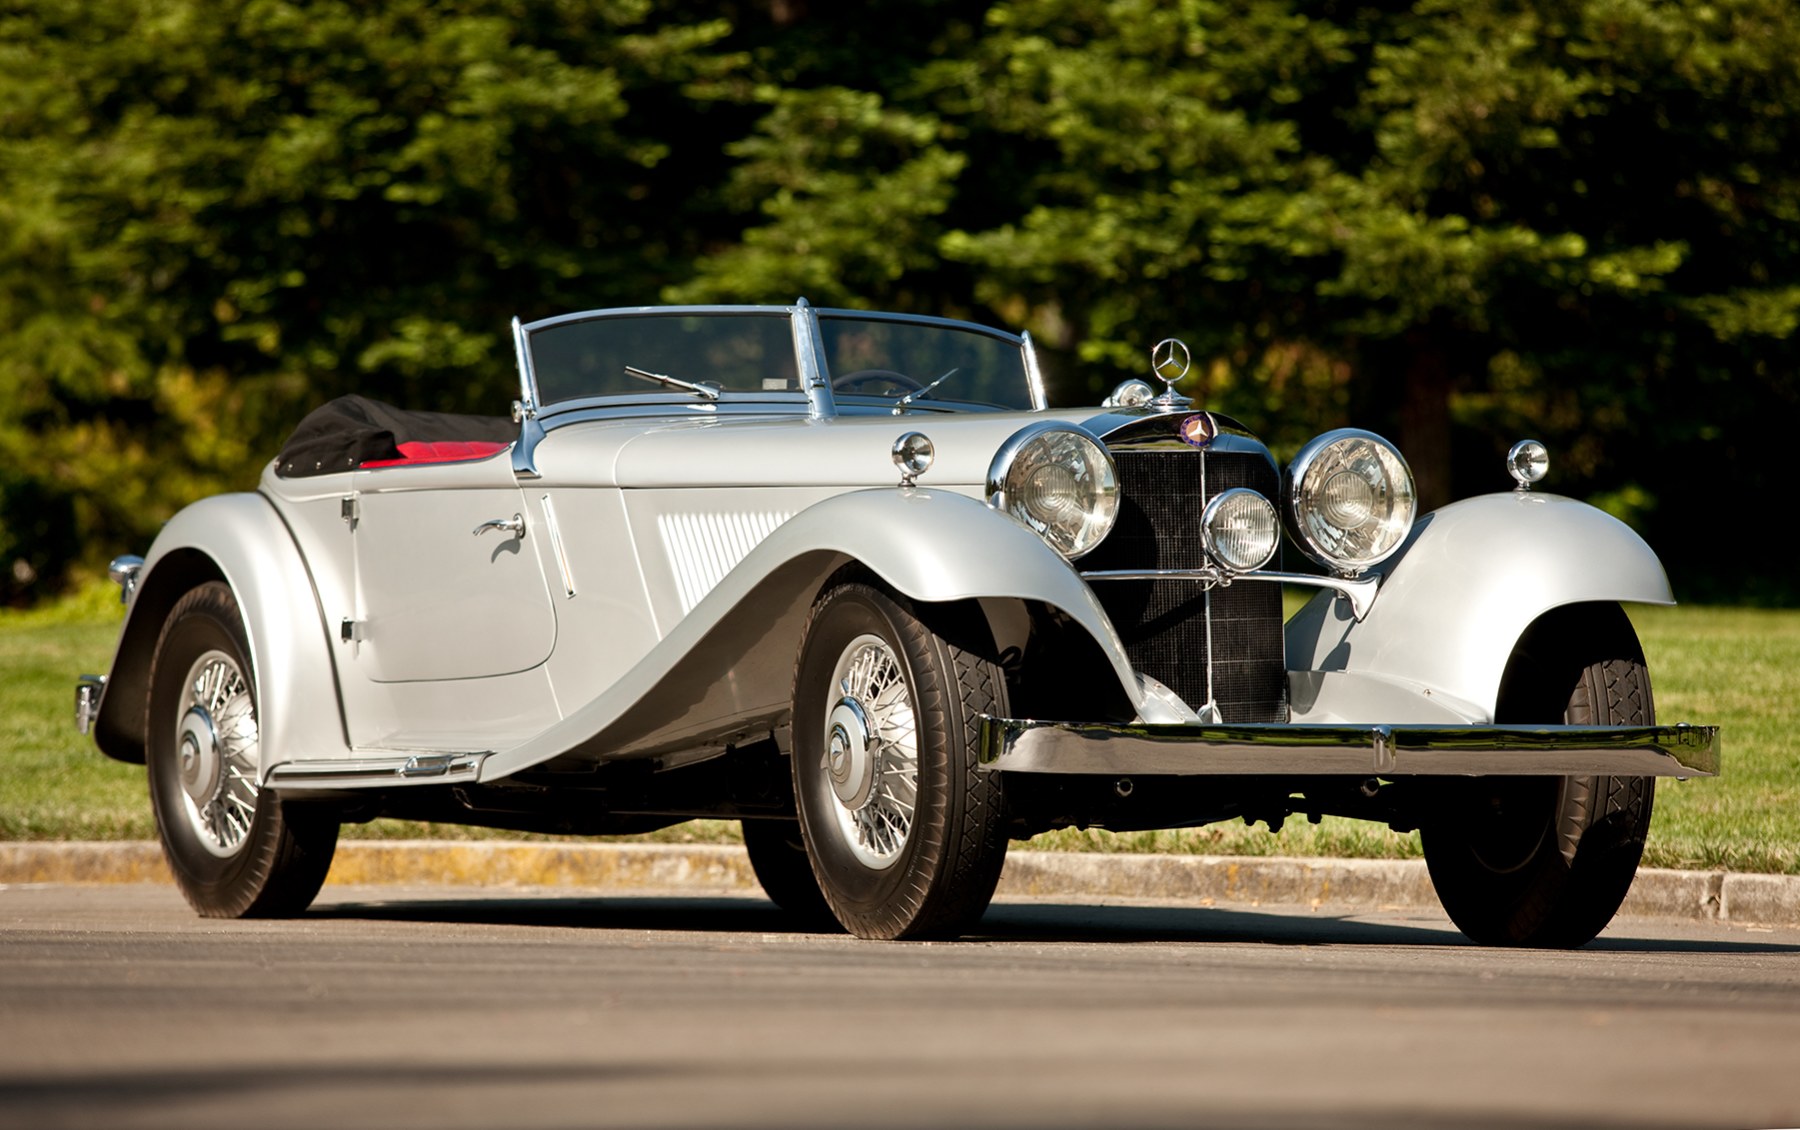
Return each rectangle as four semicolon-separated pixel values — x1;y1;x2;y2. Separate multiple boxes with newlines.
274;395;517;478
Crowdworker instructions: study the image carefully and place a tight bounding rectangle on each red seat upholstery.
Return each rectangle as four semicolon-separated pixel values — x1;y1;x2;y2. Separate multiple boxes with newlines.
360;440;509;469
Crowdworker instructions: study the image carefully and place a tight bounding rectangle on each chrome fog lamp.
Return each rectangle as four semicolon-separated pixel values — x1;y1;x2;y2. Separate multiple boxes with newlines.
892;431;934;487
1284;429;1415;576
1507;439;1548;490
986;422;1119;559
108;555;145;604
1201;489;1280;573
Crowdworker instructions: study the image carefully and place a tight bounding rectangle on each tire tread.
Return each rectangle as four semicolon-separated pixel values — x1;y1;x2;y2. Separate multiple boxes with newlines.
147;582;337;919
791;583;1007;940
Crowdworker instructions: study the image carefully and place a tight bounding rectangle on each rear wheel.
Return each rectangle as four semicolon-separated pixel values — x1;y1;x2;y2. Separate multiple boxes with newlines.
1422;605;1655;948
791;583;1008;940
741;819;837;928
146;582;338;918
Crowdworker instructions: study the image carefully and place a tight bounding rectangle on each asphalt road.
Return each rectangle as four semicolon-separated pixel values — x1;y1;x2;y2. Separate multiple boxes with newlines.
3;884;1797;1130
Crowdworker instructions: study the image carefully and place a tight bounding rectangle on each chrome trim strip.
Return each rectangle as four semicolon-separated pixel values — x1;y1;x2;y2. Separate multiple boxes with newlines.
540;494;575;597
521;304;801;334
792;298;835;420
1021;329;1048;411
511;314;537;410
1079;567;1380;620
536;393;814;424
265;752;489;789
813;308;1025;344
977;719;1721;778
510;315;544;479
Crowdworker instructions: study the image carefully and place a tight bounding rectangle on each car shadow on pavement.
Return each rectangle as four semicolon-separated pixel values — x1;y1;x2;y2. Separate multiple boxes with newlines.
306;890;1800;953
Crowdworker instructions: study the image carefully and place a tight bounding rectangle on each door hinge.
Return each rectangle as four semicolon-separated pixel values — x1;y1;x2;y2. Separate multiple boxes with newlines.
340;618;365;643
341;495;359;528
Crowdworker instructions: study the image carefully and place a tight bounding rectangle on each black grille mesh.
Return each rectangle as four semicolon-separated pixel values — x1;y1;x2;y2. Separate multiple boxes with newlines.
1082;447;1287;723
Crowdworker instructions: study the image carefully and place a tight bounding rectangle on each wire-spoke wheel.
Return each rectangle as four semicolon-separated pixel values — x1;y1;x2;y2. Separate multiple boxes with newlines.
823;632;919;868
147;582;338;918
792;582;1008;940
170;647;261;857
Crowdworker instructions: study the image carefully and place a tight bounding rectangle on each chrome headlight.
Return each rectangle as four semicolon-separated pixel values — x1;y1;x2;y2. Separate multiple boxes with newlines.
986;423;1119;559
1284;429;1416;576
1201;488;1280;573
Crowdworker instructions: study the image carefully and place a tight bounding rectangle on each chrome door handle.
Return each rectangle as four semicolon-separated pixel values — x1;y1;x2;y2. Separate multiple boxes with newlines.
473;513;526;539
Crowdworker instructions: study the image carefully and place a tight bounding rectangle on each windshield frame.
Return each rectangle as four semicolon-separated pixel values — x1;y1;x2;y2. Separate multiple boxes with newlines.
512;300;1047;425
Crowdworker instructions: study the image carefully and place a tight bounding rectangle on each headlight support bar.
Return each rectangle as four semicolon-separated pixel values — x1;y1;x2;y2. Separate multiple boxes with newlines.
1080;567;1379;621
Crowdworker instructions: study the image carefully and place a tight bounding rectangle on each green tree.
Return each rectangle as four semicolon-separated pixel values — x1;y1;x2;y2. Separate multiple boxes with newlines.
4;0;1795;602
0;0;738;602
681;0;1800;595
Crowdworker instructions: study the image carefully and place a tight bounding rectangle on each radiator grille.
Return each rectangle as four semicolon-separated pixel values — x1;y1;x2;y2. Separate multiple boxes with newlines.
1082;446;1287;723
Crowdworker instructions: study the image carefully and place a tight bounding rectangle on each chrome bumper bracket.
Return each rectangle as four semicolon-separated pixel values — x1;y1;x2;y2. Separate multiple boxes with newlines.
75;675;106;736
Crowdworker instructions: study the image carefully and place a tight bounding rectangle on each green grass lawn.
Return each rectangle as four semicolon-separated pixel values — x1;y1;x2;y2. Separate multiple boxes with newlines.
4;587;1793;872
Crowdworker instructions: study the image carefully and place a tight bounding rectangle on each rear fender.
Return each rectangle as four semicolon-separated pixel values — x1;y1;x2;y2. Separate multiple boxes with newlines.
92;493;348;771
1285;492;1673;722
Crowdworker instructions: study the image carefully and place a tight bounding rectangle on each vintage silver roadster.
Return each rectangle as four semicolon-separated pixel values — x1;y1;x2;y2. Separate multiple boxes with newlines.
76;302;1718;945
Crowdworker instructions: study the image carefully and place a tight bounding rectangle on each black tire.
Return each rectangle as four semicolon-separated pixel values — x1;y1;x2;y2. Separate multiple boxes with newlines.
146;582;338;918
791;583;1008;940
1422;605;1656;948
741;819;838;929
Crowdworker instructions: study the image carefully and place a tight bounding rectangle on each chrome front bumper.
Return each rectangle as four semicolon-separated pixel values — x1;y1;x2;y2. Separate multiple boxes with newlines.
977;719;1720;778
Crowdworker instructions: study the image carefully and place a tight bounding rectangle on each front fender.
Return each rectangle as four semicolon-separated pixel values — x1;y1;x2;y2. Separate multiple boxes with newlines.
93;492;349;772
782;488;1139;699
1285;492;1673;722
481;488;1141;779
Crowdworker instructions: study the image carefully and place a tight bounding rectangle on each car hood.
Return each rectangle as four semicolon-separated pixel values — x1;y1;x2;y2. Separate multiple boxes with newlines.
529;408;1113;490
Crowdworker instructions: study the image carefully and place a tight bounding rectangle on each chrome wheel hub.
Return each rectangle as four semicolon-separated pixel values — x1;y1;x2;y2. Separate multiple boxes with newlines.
826;697;875;808
173;650;260;859
178;706;222;804
821;634;918;870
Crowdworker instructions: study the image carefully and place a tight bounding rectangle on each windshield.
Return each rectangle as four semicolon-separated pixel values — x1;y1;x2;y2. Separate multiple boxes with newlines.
522;307;1037;411
817;313;1034;411
528;312;800;404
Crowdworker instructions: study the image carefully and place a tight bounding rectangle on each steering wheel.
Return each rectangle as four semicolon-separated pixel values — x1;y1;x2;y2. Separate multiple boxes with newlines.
831;369;923;396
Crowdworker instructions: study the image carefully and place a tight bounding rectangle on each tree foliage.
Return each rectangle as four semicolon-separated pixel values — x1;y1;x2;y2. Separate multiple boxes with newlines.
680;0;1800;595
2;0;1796;602
0;0;739;600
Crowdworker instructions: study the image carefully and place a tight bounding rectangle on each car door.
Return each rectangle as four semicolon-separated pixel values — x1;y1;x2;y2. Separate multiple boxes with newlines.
349;457;558;683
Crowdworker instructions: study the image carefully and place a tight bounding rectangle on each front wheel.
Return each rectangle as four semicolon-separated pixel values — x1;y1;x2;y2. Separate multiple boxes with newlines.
791;583;1009;940
1422;606;1655;948
146;582;338;918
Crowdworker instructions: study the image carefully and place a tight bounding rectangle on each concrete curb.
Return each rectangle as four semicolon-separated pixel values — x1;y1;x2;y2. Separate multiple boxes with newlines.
2;841;1796;927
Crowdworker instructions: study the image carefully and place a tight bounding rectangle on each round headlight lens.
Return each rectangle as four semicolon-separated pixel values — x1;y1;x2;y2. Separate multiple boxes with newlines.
1201;488;1280;573
1285;429;1415;575
987;424;1119;559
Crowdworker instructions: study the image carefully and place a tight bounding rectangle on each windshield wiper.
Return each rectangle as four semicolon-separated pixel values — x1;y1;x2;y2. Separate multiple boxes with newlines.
892;368;959;413
624;365;721;401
